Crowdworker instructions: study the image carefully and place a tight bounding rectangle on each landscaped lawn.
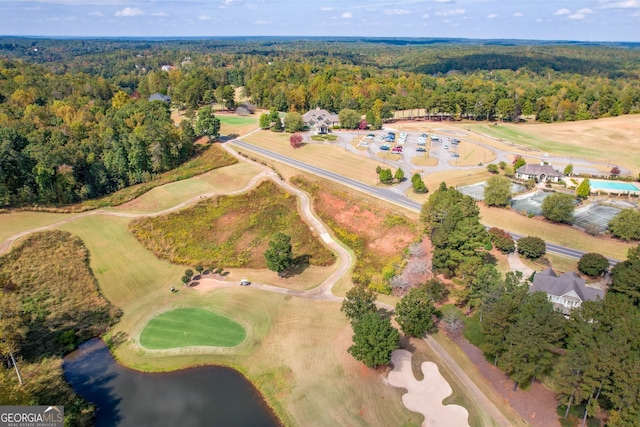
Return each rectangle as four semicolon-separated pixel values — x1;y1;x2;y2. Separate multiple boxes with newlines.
139;308;246;349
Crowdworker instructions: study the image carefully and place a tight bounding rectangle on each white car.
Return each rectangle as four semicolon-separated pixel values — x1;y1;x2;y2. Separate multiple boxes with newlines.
240;279;251;286
443;145;449;150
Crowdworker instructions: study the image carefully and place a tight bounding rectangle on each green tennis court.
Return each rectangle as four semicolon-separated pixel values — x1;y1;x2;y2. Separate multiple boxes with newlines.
140;308;246;349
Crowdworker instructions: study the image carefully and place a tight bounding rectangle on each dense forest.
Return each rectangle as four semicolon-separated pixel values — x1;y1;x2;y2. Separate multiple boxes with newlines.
2;37;640;207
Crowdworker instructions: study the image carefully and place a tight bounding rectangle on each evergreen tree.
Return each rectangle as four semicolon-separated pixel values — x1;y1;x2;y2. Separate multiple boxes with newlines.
395;288;439;337
341;286;377;323
576;178;591;199
484;175;512;207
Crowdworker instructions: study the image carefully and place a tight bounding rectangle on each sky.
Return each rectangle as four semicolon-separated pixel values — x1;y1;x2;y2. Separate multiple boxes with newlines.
1;0;639;42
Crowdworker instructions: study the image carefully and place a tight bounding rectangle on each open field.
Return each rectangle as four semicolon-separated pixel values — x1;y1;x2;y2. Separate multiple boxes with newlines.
423;169;493;194
242;131;383;184
129;180;335;268
450;141;495;166
139;308;246;349
463;115;640;173
111;162;262;213
0;211;70;242
218;113;259;137
479;205;632;260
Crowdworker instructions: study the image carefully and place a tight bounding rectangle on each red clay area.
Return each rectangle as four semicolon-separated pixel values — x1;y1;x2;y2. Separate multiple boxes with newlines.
448;331;561;427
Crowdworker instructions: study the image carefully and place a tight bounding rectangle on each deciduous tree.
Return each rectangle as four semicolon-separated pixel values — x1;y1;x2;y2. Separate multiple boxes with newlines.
395;288;439;337
541;192;575;224
194;105;221;142
576;178;591;199
289;133;303;149
348;313;400;368
577;253;610;277
517;236;546;259
341;286;377;323
284;112;305;132
609;209;640;241
484;176;512;207
264;232;293;275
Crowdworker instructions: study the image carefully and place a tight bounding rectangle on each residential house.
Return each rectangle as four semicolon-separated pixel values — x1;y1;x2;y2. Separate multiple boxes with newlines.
515;163;564;183
148;93;171;103
302;107;339;134
529;268;604;315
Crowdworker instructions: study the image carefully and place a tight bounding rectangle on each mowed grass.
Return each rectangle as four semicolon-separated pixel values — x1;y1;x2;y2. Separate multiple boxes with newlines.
139;308;246;349
241;131;383;185
465;115;640;172
130;180;335;268
110;162;262;214
218;113;258;137
0;210;71;243
479;205;632;260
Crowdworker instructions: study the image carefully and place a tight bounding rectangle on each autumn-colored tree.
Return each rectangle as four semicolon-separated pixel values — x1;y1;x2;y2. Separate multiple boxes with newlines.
289;134;303;149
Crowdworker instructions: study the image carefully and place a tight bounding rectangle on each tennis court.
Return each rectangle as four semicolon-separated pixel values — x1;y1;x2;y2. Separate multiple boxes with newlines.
458;182;527;201
574;205;621;232
510;192;550;216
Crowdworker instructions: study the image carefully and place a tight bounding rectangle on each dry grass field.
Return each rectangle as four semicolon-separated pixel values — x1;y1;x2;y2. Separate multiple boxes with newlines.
0;211;70;242
242;131;383;185
450;141;496;166
411;156;439;167
462;115;640;173
423;169;494;193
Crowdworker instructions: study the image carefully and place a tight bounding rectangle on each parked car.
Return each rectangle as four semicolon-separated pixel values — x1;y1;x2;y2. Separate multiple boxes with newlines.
420;133;428;138
452;138;460;144
416;147;426;152
451;153;460;158
380;145;390;151
366;133;375;140
443;145;449;149
240;279;251;286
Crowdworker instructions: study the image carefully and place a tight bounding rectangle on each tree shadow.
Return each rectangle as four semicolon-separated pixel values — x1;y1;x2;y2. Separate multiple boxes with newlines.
279;255;311;278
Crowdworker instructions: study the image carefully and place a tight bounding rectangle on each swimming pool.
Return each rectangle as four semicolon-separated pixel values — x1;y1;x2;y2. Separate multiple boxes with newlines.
590;180;640;192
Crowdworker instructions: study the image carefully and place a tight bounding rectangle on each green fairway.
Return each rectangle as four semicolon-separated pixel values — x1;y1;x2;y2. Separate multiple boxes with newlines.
140;308;246;349
218;115;257;125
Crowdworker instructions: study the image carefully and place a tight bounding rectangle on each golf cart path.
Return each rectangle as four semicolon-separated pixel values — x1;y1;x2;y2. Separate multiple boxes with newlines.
1;129;511;427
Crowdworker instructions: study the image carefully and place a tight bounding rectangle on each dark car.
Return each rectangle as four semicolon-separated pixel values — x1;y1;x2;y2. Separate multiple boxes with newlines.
416;147;426;152
380;145;390;151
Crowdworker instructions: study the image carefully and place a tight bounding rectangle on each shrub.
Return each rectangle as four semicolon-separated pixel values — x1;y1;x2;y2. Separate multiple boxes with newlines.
289;133;303;149
488;227;516;253
487;164;499;174
517;236;546;259
578;253;610;276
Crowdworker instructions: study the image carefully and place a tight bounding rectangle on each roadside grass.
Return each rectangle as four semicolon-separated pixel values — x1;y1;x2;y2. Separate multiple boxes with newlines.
478;205;632;260
241;131;383;185
139;308;246;349
376;151;402;162
466;116;640;171
129;180;335;268
542;253;578;273
292;175;420;294
110;162;262;214
0;211;70;243
218;265;338;292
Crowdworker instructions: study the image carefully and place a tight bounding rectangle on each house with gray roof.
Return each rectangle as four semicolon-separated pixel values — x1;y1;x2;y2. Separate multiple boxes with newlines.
302;107;339;134
149;93;171;103
529;268;604;315
516;163;564;183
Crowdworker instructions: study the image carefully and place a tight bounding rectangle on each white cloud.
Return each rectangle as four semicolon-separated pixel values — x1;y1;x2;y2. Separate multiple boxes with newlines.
535;18;543;22
598;0;640;9
115;7;143;17
568;13;586;19
436;8;465;16
223;0;239;4
253;19;268;24
421;13;430;19
554;8;571;15
89;11;105;17
487;13;498;19
514;12;523;17
341;12;353;18
433;0;454;3
197;15;212;20
384;8;411;15
577;8;593;14
152;12;168;17
320;7;333;12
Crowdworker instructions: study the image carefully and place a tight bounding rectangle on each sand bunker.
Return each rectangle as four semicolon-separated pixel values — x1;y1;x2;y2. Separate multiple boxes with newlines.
388;349;470;427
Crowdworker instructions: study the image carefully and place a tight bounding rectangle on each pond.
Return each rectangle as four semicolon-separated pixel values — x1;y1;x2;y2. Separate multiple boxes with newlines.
63;339;281;427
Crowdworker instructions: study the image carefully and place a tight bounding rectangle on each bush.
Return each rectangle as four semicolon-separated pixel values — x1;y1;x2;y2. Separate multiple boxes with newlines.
487;164;499;174
289;133;303;149
488;227;516;253
517;236;546;259
578;253;610;276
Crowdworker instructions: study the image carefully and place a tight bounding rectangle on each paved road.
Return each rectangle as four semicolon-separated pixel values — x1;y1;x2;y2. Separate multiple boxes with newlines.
231;140;620;264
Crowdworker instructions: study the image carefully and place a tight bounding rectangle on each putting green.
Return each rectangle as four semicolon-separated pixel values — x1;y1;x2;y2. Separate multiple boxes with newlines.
139;308;246;349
